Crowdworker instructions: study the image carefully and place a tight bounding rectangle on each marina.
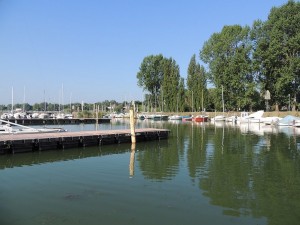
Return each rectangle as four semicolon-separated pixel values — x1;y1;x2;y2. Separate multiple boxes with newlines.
1;1;298;224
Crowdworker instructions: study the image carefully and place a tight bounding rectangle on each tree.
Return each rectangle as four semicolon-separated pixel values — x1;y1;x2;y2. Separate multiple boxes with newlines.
178;78;185;112
137;54;165;111
200;25;256;111
251;0;300;111
32;103;42;111
161;58;181;112
0;105;8;111
187;54;207;112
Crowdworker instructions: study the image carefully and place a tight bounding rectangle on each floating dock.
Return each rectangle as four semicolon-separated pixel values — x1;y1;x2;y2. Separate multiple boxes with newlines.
0;128;170;154
3;118;111;125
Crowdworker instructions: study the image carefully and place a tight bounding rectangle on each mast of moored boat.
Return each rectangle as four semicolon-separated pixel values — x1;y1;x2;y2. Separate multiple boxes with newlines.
222;85;224;114
23;86;26;112
11;86;14;114
201;89;204;112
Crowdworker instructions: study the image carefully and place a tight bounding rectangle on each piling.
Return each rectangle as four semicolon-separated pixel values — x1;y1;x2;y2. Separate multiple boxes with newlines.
130;108;136;143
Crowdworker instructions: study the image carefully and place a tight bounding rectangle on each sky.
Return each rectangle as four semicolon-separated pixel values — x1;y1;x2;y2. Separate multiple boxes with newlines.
0;0;291;105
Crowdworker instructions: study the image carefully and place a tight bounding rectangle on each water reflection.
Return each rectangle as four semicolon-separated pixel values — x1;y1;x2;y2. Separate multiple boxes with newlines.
1;121;300;225
164;121;300;225
129;143;136;177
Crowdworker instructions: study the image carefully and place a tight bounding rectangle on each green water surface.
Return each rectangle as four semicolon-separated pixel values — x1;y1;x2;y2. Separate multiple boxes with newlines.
1;120;300;225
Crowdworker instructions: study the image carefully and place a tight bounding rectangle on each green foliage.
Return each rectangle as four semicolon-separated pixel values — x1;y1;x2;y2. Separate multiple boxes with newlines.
252;0;300;109
200;25;257;111
161;57;181;112
187;54;207;112
137;54;165;109
0;105;7;111
178;78;186;112
137;55;183;112
78;110;93;118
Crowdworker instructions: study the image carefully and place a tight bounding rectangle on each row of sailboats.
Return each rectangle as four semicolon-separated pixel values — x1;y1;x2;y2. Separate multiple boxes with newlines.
0;119;66;134
1;86;68;134
211;86;226;121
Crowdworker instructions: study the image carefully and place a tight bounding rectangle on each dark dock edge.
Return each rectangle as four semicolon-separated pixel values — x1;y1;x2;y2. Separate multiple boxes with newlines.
0;129;170;154
4;118;111;125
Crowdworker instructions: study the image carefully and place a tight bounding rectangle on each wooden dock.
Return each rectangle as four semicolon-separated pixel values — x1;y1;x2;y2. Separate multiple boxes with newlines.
0;128;170;154
4;118;111;125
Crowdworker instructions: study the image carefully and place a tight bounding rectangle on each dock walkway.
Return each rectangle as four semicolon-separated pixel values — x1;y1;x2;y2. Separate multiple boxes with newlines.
0;128;170;154
4;118;111;125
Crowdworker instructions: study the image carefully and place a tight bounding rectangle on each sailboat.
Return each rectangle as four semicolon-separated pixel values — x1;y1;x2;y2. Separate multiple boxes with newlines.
0;119;66;134
211;86;226;122
169;95;182;120
193;89;209;122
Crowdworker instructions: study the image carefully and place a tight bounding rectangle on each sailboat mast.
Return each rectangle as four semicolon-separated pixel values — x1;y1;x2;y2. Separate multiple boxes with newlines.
44;89;46;112
23;86;26;112
11;86;14;113
192;91;193;112
222;85;224;113
62;84;64;112
177;93;179;113
201;89;204;112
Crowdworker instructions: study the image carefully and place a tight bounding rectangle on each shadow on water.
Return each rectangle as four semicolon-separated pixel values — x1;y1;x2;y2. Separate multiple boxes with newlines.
0;139;170;170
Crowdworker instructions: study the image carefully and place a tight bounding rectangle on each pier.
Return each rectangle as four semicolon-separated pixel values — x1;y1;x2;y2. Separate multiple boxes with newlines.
3;118;111;125
0;128;170;154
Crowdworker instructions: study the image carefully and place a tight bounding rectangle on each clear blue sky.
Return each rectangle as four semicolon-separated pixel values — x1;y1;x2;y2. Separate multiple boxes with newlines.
0;0;290;105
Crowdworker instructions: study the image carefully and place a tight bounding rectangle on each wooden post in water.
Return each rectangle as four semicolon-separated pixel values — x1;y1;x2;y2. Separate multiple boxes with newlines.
95;104;99;130
130;101;136;143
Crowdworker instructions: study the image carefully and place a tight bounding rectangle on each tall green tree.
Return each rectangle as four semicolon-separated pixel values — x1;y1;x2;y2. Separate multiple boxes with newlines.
178;78;186;112
137;54;165;110
251;0;300;111
186;54;197;111
200;25;256;111
187;54;207;112
161;58;181;112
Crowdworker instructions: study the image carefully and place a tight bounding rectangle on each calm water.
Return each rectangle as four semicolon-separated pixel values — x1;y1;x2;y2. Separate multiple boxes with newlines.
1;119;300;225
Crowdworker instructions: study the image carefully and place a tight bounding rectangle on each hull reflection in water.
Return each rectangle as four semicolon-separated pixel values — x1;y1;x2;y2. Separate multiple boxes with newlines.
1;121;300;225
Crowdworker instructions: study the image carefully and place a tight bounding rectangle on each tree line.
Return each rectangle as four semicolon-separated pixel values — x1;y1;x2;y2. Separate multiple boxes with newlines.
136;1;300;112
0;100;142;114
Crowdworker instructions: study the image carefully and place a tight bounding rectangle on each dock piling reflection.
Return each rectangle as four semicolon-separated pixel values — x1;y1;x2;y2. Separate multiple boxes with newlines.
129;143;136;177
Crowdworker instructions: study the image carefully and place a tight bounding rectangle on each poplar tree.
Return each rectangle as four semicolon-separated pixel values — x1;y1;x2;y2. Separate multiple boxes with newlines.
186;54;207;112
161;58;181;112
178;78;185;112
186;55;197;111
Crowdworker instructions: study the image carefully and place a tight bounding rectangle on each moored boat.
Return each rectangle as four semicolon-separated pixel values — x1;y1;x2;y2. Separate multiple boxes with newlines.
193;115;208;122
278;115;300;126
238;110;264;123
169;115;182;120
293;120;300;127
0;119;66;134
211;115;226;122
182;115;193;122
153;114;169;120
138;114;145;120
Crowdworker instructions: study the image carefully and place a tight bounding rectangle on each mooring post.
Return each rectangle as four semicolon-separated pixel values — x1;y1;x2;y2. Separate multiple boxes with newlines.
130;101;136;143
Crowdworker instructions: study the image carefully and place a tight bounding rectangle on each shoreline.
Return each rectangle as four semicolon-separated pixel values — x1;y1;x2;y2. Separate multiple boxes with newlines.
146;111;300;118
